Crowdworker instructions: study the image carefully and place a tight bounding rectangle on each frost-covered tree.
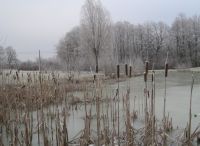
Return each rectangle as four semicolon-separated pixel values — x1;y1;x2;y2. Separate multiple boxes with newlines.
171;14;189;65
57;9;200;71
113;22;132;64
188;15;200;66
152;22;169;67
80;0;112;73
170;14;200;67
5;46;17;69
0;46;5;70
57;27;80;71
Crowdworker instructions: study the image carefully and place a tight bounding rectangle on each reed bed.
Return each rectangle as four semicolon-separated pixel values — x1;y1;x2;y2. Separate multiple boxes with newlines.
0;63;199;146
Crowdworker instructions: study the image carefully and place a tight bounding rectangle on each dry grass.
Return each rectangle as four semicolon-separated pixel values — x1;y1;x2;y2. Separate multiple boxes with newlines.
0;66;199;146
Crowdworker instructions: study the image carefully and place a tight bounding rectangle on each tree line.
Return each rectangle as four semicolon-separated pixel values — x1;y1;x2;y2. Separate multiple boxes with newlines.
57;0;200;73
1;0;200;73
0;46;61;71
0;46;18;69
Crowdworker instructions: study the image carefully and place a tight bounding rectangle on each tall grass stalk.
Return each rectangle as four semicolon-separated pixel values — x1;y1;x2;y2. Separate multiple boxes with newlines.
188;74;194;145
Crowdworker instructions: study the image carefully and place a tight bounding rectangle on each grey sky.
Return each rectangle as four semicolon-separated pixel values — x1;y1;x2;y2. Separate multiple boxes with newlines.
0;0;200;61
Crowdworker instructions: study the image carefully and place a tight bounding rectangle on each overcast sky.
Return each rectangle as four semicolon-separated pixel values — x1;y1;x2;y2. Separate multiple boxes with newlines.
0;0;200;61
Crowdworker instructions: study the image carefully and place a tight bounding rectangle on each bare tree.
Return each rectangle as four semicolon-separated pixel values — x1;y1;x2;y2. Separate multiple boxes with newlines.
57;9;200;70
0;46;5;70
171;14;190;65
57;27;80;72
152;22;169;67
19;60;38;71
189;15;200;66
80;0;112;73
5;46;17;69
134;24;145;59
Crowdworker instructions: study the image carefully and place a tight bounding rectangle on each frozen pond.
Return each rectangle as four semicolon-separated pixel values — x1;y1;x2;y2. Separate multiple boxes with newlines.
1;70;200;145
66;70;200;140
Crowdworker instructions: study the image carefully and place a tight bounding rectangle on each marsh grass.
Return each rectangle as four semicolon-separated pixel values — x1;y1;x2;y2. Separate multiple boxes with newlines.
0;67;199;146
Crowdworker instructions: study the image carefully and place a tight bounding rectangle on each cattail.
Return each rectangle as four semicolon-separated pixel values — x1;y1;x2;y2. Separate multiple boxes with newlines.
117;65;120;78
25;115;29;146
165;52;169;77
165;62;168;77
14;125;18;146
129;66;132;78
145;61;149;74
16;71;19;81
144;72;147;82
63;108;68;146
125;64;128;76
